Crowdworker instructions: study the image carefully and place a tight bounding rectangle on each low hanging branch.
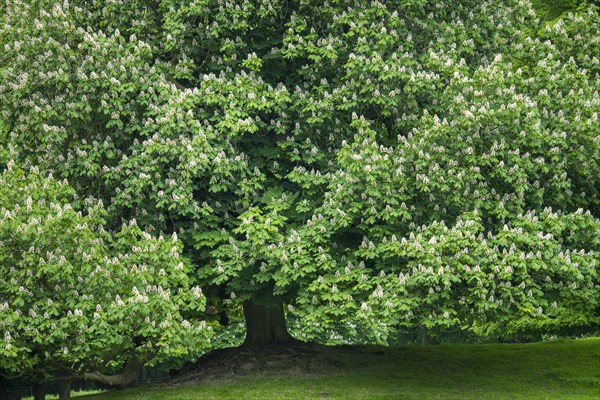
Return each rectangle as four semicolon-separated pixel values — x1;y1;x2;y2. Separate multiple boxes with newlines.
80;352;156;388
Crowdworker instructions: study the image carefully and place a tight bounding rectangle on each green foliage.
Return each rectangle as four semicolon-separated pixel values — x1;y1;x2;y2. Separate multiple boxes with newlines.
0;162;211;380
531;0;599;22
0;0;598;348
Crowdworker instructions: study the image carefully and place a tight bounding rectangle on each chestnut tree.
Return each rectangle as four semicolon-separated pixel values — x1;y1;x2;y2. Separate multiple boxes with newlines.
0;0;598;347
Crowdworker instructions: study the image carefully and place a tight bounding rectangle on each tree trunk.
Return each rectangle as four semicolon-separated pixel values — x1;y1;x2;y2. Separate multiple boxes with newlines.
57;379;72;399
242;298;298;347
0;375;8;400
419;324;427;346
33;381;46;400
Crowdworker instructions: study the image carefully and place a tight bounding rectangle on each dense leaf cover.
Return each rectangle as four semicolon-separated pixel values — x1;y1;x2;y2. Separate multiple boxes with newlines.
0;0;598;362
0;162;210;380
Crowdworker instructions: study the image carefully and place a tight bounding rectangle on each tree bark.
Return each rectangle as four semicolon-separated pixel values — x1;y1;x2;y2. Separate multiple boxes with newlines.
33;381;46;400
57;379;72;399
242;298;299;347
82;353;153;387
419;324;427;346
0;375;8;400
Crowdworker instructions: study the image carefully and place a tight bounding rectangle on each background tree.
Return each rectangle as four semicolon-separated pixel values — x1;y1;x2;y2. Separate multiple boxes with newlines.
0;0;598;347
0;161;210;399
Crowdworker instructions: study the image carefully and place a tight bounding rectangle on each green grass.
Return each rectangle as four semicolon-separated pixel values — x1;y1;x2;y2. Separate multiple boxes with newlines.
81;338;599;400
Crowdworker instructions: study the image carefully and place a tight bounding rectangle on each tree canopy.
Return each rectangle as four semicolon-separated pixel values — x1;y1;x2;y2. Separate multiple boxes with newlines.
0;161;210;390
0;0;598;359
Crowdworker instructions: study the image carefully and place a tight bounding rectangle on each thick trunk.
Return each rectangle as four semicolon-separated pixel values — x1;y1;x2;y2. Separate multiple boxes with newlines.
57;379;72;399
242;298;298;347
33;381;46;400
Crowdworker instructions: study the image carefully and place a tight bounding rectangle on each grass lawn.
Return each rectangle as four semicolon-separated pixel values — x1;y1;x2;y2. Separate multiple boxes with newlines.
80;338;599;400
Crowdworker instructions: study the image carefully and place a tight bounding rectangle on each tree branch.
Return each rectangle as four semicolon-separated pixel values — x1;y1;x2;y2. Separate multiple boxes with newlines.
165;75;188;91
80;352;156;387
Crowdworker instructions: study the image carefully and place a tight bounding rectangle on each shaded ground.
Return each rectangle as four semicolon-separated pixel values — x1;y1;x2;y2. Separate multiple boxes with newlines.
173;343;335;384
